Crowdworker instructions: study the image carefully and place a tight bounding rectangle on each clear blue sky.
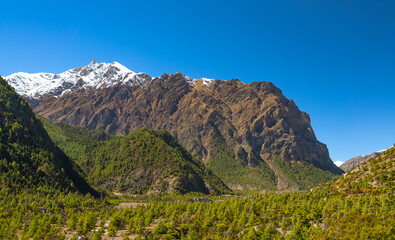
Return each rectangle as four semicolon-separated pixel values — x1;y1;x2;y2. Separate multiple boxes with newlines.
1;0;394;163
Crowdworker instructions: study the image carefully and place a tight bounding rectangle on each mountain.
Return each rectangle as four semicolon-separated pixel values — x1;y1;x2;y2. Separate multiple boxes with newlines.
40;118;230;194
6;60;152;108
340;149;386;172
325;145;394;195
6;61;343;190
0;76;96;195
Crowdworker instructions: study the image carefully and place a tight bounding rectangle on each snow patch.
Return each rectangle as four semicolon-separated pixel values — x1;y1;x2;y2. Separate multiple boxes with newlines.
199;78;214;86
334;161;344;167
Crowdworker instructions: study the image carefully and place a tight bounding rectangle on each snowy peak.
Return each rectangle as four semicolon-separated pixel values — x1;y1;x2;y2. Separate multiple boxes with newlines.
5;61;216;99
5;61;152;99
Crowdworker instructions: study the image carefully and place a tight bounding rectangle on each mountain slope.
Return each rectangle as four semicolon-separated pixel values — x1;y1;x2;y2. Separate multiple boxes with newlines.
340;150;385;172
40;118;231;194
0;76;96;195
6;61;343;190
324;145;395;195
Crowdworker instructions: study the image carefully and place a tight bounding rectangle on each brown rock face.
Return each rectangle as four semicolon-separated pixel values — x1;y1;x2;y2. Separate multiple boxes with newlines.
32;72;343;189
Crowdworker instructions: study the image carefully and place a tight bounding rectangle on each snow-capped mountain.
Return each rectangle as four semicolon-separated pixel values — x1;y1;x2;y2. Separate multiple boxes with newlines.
5;60;214;100
5;60;151;99
4;60;344;190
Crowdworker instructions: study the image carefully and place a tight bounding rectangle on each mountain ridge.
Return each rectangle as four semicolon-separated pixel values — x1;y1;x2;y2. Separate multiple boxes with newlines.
5;61;343;190
5;60;213;102
340;149;387;172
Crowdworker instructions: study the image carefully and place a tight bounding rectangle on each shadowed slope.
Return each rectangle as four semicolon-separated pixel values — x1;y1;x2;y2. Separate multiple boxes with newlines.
0;76;97;195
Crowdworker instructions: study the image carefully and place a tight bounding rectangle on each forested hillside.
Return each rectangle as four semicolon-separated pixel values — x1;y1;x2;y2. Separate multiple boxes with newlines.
324;144;395;195
0;76;96;195
41;119;230;195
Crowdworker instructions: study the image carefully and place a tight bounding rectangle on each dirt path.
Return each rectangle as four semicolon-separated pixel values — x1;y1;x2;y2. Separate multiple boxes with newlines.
115;202;147;209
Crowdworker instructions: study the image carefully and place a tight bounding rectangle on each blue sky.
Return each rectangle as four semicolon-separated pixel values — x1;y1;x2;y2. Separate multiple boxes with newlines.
1;0;394;163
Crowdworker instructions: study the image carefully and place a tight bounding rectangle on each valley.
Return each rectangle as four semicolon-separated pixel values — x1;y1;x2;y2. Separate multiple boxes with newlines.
0;68;393;239
2;1;394;239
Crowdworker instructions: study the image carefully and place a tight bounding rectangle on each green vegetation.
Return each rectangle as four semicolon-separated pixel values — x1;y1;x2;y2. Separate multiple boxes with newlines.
41;118;230;194
0;76;95;195
0;187;110;239
323;144;395;196
207;135;337;191
1;181;393;239
207;142;277;190
274;158;338;190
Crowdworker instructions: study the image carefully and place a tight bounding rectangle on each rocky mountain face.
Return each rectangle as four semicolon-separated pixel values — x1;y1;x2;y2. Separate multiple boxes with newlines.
340;150;386;172
5;61;343;190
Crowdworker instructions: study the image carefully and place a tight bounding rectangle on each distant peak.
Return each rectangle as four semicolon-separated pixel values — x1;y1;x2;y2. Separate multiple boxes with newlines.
87;59;99;68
